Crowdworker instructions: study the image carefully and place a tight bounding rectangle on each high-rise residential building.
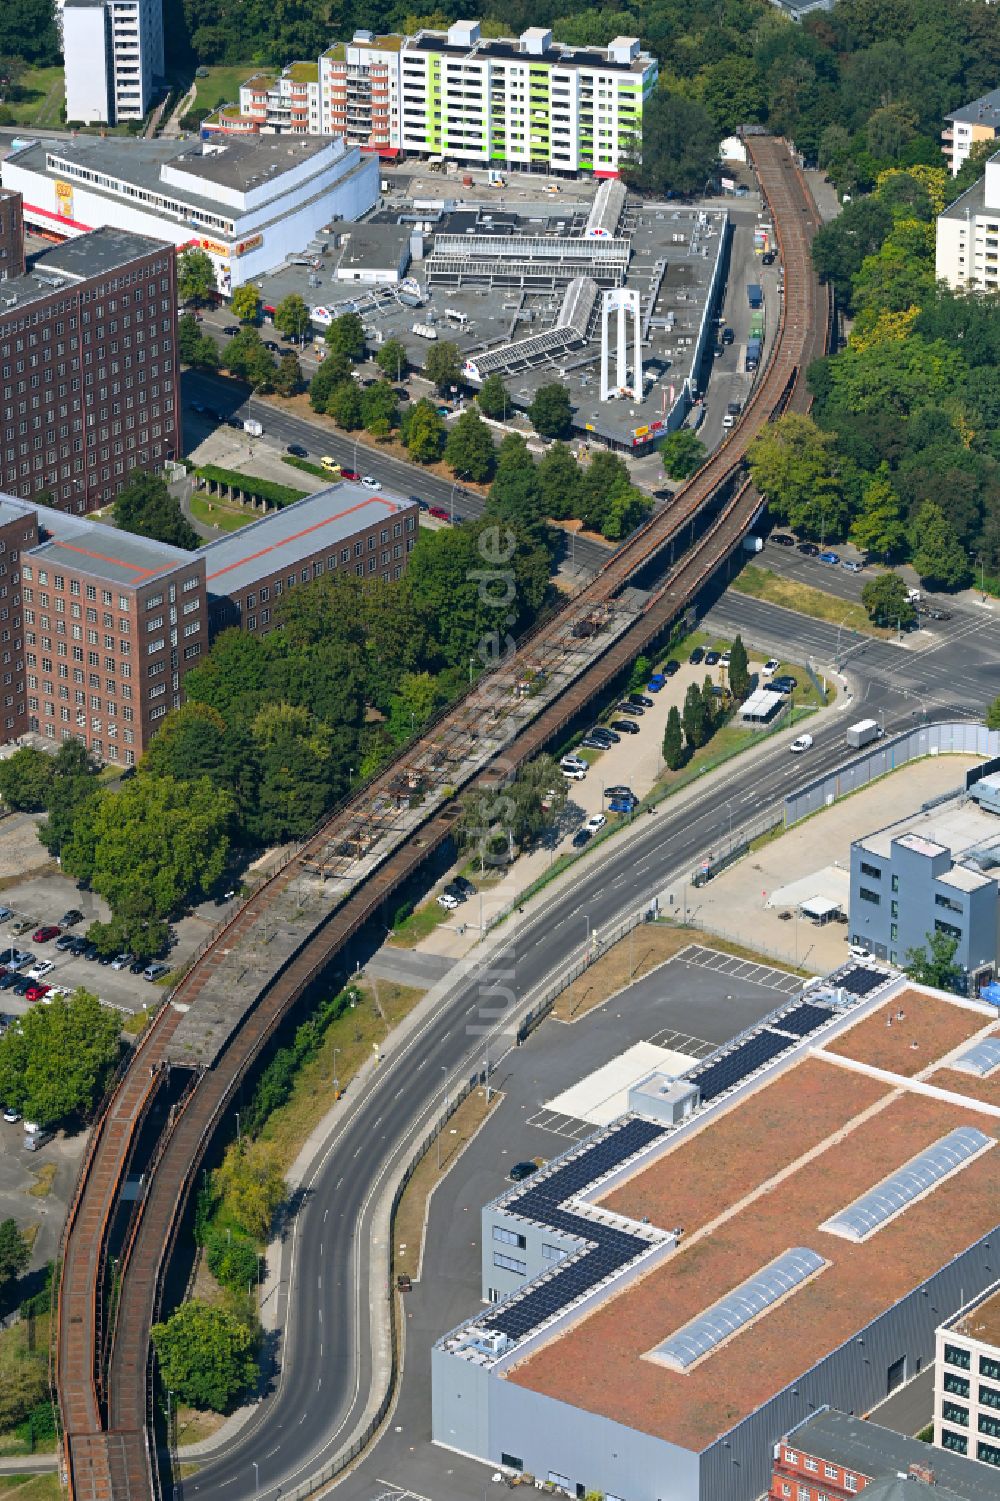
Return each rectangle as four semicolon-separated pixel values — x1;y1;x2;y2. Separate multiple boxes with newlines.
235;63;323;136
0;190;25;282
937;150;1000;290
62;0;164;126
210;24;658;176
0;225;180;515
943;89;1000;176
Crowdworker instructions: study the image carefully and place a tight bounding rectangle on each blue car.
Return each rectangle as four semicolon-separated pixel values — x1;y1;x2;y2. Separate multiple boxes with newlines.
818;551;840;565
609;797;637;814
647;678;665;692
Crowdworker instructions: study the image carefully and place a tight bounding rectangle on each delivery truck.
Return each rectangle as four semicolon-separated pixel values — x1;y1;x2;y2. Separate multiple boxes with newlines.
747;283;763;309
745;337;762;372
243;418;263;438
846;718;883;750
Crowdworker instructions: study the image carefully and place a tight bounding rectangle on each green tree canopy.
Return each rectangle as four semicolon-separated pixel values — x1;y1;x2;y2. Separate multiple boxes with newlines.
423;340;461;394
986;695;1000;732
528;383;573;440
230;284;261;323
661;429;705;480
151;1301;259;1413
113;472;199;551
910;501;972;590
327;379;363;430
402;398;446;464
375;338;408;381
904;929;964;993
325;312;366;362
456;754;566;859
621;87;718;196
177;248;217;306
0;990;121;1127
274;351;302;397
446;408;496;481
477;373;511;421
0;746;54;811
0;1218;30;1291
747;414;848;539
860;570;917;626
360;378;399;435
850;467;908;559
213;1139;286;1240
308;352;352;412
273;293;311;342
663;704;685;770
682;680;708;749
728;635;750;699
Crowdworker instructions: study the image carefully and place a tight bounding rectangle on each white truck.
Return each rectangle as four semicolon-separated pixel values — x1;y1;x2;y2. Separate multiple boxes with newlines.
846;718;883;750
243;418;263;438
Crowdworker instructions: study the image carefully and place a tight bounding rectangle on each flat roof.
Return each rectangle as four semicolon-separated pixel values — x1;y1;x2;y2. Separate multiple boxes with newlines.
166;135;332;193
505;987;1000;1452
28;515;197;588
0;225;167;313
856;793;1000;868
409;29;653;72
200;482;414;595
784;1410;1000;1499
335;220;411;268
950;1279;1000;1350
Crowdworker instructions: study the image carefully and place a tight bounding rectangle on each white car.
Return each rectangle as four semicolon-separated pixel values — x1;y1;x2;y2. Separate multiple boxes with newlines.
762;658;781;679
584;814;607;834
560;755;587;771
789;734;814;753
436;891;460;910
561;765;587;781
26;960;54;981
111;953;133;970
722;413;735;430
848;942;871;960
361;475;381;490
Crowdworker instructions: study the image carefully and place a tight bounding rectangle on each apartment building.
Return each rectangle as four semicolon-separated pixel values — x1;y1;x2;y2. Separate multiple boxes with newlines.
943;89;1000;176
62;0;164;126
214;23;657;175
235;63;322;136
936;1282;1000;1471
0;190;25;282
200;483;420;635
937;150;1000;290
0;226;180;515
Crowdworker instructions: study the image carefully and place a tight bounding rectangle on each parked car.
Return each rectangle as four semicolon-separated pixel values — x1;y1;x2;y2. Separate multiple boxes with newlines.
721;327;734;345
25;984;50;1002
0;907;12;924
609;797;636;814
628;693;653;708
647;675;665;692
584;814;607;835
817;551;840;566
770;533;796;547
790;734;814;753
59;909;84;927
0;972;19;991
428;505;450;521
663;659;681;676
592;726;620;744
704;651;720;667
222;325;239;336
508;1160;538;1182
286;443;309;458
361;475;381;490
436;891;460;910
616;702;643;717
571;828;593;848
10;919;32;937
581;735;608;750
611;719;640;735
32;926;59;944
129;959;147;975
762;250;776;265
561;765;587;780
689;646;705;665
226;416;244;430
143;963;169;982
452;876;475;899
762;658;781;679
69;936;91;956
560;754;587;771
3;1106;21;1122
410;495;429;511
719;650;731;666
82;943;100;961
722;414;735;430
26;961;54;981
341;468;361;482
0;949;31;969
921;606;953;621
771;676;798;695
605;785;635;802
797;541;819;556
263;340;280;353
24;1130;54;1152
842;559;864;574
111;954;133;970
11;977;32;995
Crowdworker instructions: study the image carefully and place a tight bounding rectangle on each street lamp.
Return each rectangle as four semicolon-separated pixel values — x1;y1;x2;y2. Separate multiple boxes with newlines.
450;479;459;523
252;1461;259;1494
235;1111;241;1146
468;655;476;686
834;610;853;670
332;1046;340;1097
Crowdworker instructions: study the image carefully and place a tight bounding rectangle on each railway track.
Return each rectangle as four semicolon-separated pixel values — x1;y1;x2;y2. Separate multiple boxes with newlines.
56;136;829;1501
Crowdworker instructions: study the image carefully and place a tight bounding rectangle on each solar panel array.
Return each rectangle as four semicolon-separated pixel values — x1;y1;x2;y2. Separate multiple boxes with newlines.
773;1001;834;1038
654;1247;825;1370
837;965;886;997
821;1126;994;1243
952;1037;1000;1078
688;1029;795;1104
482;1118;666;1343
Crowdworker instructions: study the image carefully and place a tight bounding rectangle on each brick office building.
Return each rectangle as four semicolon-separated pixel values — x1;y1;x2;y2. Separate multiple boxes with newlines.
0;189;25;281
0;225;180;515
0;497;43;741
20;504;207;764
200;483;420;635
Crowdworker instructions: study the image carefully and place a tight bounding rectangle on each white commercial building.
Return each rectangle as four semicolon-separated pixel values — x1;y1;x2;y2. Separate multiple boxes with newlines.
936;150;1000;290
62;0;164;126
1;134;379;292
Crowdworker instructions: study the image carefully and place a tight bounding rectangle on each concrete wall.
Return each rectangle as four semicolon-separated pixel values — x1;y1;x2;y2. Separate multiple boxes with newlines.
481;1205;583;1303
64;5;111;126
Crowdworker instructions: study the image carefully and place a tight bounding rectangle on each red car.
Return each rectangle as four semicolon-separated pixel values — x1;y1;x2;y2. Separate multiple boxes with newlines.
341;468;360;482
33;925;60;943
428;505;451;522
25;983;50;1002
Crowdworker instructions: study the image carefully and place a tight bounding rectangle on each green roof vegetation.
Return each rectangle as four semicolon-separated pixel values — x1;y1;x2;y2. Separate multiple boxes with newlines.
286;61;319;82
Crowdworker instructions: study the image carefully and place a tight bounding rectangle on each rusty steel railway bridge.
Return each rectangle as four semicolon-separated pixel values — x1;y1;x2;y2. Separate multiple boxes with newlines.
55;136;831;1501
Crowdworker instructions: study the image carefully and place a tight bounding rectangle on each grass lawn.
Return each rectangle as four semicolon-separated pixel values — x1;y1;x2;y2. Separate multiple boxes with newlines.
3;67;64;128
0;1314;55;1460
193;64;257;115
0;1478;62;1501
732;564;889;638
189;494;255;533
387;899;452;948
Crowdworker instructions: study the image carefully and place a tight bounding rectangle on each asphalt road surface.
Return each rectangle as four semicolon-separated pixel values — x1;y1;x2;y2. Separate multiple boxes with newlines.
185;585;986;1501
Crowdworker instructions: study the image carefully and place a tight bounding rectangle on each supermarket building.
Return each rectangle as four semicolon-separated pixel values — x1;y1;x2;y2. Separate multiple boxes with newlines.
432;968;1000;1500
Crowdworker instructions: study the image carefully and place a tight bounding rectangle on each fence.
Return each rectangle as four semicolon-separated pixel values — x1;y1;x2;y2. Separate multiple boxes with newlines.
783;720;1000;828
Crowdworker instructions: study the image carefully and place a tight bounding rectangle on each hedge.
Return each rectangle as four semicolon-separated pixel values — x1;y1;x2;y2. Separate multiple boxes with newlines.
281;454;331;480
196;465;308;511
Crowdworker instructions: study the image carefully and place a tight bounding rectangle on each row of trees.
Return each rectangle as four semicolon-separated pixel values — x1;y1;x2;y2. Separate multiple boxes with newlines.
661;648;746;771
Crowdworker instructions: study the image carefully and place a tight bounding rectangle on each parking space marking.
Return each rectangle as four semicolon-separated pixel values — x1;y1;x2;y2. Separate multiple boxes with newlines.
678;944;803;995
526;1108;593;1140
645;1027;715;1059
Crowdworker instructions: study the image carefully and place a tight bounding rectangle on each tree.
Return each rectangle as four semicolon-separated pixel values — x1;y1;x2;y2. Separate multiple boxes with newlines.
536;442;582;521
273;293;311;343
151;1301;259;1413
61;775;234;921
325;312;366;363
0;1218;29;1290
230;284;261;324
386;671;447;743
811;198;894;311
457;754;566;859
620;88;718;197
0;1334;47;1432
308;352;352;412
0;745;54;811
986;696;1000;732
910;501;971;590
423;340;461;394
728;635;750;699
113;472;199;550
194;333;220;371
663;705;685;770
850;467;908;559
0;990;121;1127
274;352;302;397
861;570;916;627
205;1229;260;1294
360;378;399;436
904;929;964;993
477;373;511;421
213;1139;286;1240
682;681;708;749
326;379;363;430
528;383;573;440
446;408;496;481
251;703;337;843
375;337;408;382
177;247;217;306
177;312;203;364
747;414;847;540
402;399;445;463
660;429;705;480
223;327;270;385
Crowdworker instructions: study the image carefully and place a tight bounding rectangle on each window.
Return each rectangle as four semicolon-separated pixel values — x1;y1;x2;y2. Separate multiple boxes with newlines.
783;1451;798;1465
859;887;881;906
942;1431;968;1456
500;1456;522;1474
542;1244;566;1263
944;1372;970;1397
980;1384;1000;1411
935;918;962;940
844;1477;857;1495
492;1251;526;1275
982;1355;1000;1381
803;1459;817;1473
981;1412;1000;1439
493;1226;527;1249
891;873;899;892
935;892;963;913
823;1466;838;1481
860;861;881;880
979;1441;1000;1467
945;1344;971;1370
943;1401;969;1427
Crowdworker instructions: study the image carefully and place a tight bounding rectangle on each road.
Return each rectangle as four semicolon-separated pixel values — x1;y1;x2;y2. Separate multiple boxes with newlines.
185;586;992;1501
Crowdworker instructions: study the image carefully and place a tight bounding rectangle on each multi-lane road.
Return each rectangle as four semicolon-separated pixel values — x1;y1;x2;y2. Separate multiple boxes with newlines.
181;586;996;1501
